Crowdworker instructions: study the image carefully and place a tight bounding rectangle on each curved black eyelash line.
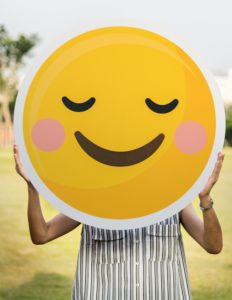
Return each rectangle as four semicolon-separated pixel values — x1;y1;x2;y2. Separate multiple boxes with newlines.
62;96;96;112
145;98;179;114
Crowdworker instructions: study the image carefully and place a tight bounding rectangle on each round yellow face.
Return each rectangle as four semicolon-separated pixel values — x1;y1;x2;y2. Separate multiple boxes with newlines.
16;26;224;228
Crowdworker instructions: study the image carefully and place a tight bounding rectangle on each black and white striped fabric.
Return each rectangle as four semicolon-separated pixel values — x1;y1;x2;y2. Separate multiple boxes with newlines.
72;213;192;299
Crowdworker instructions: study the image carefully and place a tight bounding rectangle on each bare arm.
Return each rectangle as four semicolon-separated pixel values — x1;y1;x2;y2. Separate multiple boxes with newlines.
180;203;222;254
14;144;81;244
180;152;224;254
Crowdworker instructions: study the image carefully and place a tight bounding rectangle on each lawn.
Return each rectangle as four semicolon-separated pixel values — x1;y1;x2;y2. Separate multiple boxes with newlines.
0;147;231;299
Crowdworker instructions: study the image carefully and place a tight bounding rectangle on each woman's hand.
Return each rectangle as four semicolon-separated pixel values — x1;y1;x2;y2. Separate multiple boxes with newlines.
181;152;224;254
199;152;225;201
13;144;31;183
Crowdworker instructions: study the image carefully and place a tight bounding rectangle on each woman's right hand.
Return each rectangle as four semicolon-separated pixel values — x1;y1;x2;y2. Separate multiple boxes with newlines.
13;144;31;183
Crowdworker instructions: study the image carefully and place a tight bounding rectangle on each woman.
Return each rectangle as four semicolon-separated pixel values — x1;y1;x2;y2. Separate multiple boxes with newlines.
13;144;224;300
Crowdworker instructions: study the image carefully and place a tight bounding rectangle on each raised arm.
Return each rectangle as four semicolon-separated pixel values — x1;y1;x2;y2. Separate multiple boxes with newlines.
14;144;81;244
180;152;224;254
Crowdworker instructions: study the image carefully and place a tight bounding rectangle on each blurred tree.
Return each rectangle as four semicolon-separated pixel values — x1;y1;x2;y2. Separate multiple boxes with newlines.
0;25;39;127
225;105;232;146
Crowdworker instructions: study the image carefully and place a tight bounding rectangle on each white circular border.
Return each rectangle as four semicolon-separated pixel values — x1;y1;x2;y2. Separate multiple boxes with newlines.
14;23;225;230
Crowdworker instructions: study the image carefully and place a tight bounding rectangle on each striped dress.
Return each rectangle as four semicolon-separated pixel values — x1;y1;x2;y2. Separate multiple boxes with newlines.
71;213;192;299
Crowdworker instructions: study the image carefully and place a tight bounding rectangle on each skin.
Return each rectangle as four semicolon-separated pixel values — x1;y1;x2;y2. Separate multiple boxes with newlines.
13;144;224;253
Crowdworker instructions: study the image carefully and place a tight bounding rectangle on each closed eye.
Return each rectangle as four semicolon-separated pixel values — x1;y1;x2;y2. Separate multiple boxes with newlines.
62;96;96;112
145;98;179;114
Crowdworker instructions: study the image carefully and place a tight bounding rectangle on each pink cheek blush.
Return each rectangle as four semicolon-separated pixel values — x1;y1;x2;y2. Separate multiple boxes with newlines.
174;121;207;154
31;118;65;152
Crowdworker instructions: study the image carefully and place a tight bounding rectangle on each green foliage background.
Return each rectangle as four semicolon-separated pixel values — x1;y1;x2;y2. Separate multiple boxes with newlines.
226;105;232;146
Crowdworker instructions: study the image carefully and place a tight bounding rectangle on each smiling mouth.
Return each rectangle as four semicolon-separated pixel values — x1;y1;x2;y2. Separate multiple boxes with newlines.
74;131;165;166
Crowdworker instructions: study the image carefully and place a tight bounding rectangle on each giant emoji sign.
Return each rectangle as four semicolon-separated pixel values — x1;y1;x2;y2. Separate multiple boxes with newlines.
14;26;225;229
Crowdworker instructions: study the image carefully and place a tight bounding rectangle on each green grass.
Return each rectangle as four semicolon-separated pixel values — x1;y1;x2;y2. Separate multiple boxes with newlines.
0;147;232;299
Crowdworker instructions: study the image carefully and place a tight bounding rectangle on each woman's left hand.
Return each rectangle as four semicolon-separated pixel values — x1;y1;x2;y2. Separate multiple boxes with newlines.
199;152;225;200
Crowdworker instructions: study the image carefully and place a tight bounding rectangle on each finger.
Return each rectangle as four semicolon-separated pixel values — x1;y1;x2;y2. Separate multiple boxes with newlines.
212;163;222;179
215;153;224;168
13;147;18;161
218;152;225;162
13;149;18;159
211;159;223;181
13;144;19;155
13;153;19;166
219;153;225;162
13;145;18;157
210;161;221;178
14;149;21;166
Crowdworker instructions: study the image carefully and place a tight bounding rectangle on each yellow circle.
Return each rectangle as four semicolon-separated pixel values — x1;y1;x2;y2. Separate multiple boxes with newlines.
23;27;216;219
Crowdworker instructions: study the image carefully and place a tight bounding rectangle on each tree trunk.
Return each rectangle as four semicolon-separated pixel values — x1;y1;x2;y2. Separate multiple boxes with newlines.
0;88;13;147
1;90;12;127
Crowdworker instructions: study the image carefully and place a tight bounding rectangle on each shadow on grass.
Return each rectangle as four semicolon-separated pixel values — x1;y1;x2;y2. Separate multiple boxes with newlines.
0;272;73;300
1;272;232;300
